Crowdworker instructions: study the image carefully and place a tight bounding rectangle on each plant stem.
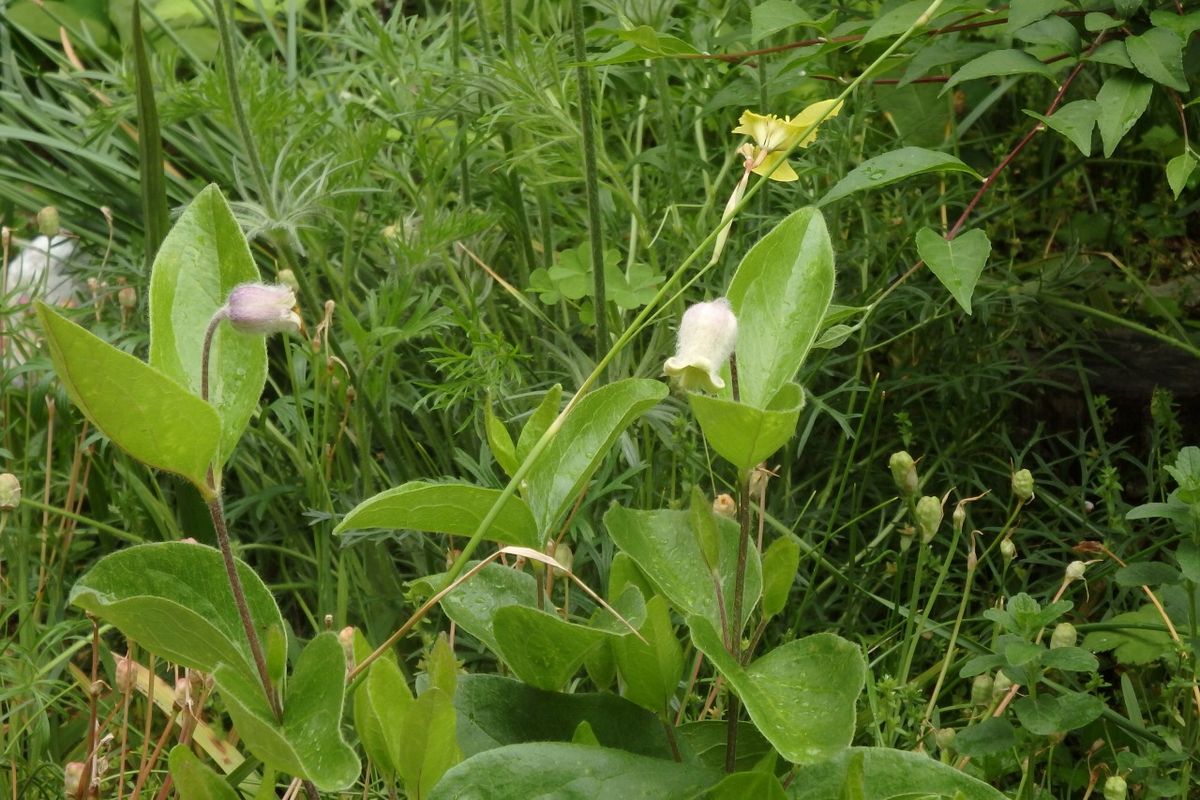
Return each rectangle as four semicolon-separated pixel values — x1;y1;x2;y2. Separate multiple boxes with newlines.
570;0;607;367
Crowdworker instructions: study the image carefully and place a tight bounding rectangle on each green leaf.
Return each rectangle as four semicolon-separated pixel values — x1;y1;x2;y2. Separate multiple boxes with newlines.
1167;153;1197;199
1115;562;1183;587
1013;692;1105;735
1096;74;1154;158
168;747;240;800
1149;9;1200;39
524;378;667;532
1177;541;1200;585
1082;606;1173;665
589;26;700;65
689;617;864;764
453;674;675;760
1125;27;1188;92
484;399;518;478
69;542;284;684
1006;0;1071;32
820;148;980;206
1085;40;1133;68
726;207;834;409
690;486;721;572
1041;646;1099;673
6;1;111;46
860;0;972;46
1114;0;1143;17
952;718;1016;758
1025;100;1099;156
214;633;360;791
605;506;762;636
1014;16;1080;54
1003;640;1044;668
761;536;801;619
677;721;773;773
36;304;221;495
915;228;991;315
334;481;539;548
425;562;535;655
148;185;267;470
1084;12;1122;32
751;1;831;41
689;384;804;471
491;604;615;690
516;384;562;465
354;657;411;778
393;687;460;799
786;746;1009;799
430;743;720;800
613;594;684;713
710;771;787;800
943;50;1056;94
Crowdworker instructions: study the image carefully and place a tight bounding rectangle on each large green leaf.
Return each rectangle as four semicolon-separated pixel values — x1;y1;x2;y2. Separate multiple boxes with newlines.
787;747;1009;799
689;617;864;765
168;747;240;800
149;184;266;470
943;49;1056;93
819;148;980;207
676;721;773;773
354;657;411;778
429;743;720;800
1096;74;1154;158
453;674;674;760
1025;100;1100;157
69;542;283;684
36;304;221;494
605;506;761;636
334;481;539;548
1125;27;1188;92
214;633;360;791
422;562;536;655
612;594;683;713
393;687;460;799
726;207;834;409
689;383;803;471
915;227;992;315
525;378;667;532
1013;692;1105;735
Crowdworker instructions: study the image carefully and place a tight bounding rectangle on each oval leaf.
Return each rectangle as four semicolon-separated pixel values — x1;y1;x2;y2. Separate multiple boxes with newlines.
726;207;834;409
214;632;360;791
787;746;1009;799
36;304;220;494
149;184;267;470
525;378;666;533
689;383;803;471
689;617;864;765
69;542;283;683
430;742;720;800
1096;74;1154;158
820;147;980;206
943;49;1056;94
334;481;539;548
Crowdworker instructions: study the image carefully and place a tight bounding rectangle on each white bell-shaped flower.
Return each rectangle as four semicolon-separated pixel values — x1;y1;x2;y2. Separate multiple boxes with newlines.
663;298;738;393
225;283;301;335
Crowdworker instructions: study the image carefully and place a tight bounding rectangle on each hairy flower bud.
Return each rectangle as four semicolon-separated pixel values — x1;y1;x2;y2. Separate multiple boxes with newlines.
663;298;737;393
64;761;85;798
1049;622;1077;650
0;473;20;510
114;655;136;694
915;495;943;544
1012;468;1035;501
888;451;918;496
1103;775;1127;800
225;283;301;336
712;493;737;518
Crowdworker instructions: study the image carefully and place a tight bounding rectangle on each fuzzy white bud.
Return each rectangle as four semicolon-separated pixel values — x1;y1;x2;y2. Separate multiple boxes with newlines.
663;298;738;393
225;283;301;336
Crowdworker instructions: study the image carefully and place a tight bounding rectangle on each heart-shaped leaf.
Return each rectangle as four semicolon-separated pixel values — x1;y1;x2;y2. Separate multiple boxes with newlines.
915;227;991;315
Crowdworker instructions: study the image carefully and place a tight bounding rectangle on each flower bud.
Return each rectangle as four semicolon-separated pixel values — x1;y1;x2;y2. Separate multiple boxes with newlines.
1103;775;1127;800
952;502;966;536
970;673;993;706
117;286;137;310
1012;468;1034;501
0;473;20;510
37;206;60;236
888;451;918;496
1049;622;1077;650
338;625;356;668
1000;538;1017;564
225;283;301;336
1065;560;1087;583
277;269;300;293
663;298;737;393
934;727;956;752
992;671;1013;702
553;542;574;576
64;761;85;797
712;493;736;518
174;677;191;708
915;495;943;544
114;656;136;694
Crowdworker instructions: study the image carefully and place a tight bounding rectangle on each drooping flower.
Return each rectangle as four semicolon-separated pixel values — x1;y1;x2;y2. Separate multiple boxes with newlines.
225;283;302;336
732;99;843;182
663;298;738;393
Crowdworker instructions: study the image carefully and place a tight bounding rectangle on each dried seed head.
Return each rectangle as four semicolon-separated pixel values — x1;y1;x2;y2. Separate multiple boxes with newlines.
117;286;137;310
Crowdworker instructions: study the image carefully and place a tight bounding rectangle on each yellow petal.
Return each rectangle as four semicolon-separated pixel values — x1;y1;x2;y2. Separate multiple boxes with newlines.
750;151;799;182
733;110;798;151
785;99;844;149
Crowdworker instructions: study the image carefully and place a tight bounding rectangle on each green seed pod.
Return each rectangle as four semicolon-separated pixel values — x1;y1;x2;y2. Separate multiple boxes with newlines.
37;205;60;236
1103;775;1127;800
992;671;1014;702
0;473;20;511
934;727;956;752
915;495;943;544
888;451;919;496
971;673;994;706
1050;622;1077;650
1011;468;1035;501
1000;538;1017;564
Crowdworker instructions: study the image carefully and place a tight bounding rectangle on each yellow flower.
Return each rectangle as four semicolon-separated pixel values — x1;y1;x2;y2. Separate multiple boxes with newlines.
733;99;843;182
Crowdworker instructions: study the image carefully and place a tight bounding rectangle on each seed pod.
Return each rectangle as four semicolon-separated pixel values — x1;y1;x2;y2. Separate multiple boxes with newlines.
888;451;919;496
971;673;993;706
1012;468;1035;501
37;206;60;236
1000;538;1017;564
915;495;943;544
1065;560;1087;583
1103;775;1127;800
0;473;20;510
1050;622;1077;650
